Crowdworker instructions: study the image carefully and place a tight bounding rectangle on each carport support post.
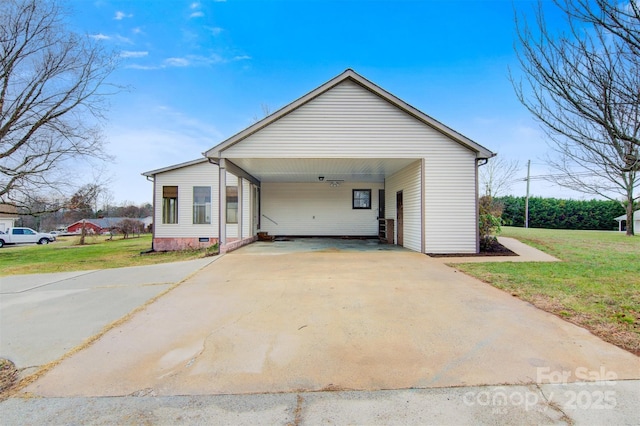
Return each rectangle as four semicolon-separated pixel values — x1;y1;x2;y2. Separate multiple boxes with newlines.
219;159;227;247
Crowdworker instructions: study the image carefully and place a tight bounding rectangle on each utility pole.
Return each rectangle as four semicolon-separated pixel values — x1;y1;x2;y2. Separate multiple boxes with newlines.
525;160;531;228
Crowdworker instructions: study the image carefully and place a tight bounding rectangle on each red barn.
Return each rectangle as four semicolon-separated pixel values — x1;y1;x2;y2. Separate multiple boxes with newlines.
66;218;142;234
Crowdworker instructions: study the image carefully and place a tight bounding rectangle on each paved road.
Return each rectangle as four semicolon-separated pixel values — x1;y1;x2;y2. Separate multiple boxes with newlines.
2;381;639;425
0;258;216;378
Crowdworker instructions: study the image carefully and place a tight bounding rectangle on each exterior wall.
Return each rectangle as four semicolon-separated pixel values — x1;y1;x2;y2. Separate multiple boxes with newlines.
424;146;478;253
225;174;239;239
260;182;383;236
242;179;251;238
154;237;218;251
223;80;472;159
385;161;422;253
67;222;102;234
153;161;219;240
0;218;16;233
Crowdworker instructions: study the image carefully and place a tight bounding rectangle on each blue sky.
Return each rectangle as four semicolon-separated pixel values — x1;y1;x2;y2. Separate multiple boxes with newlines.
67;0;574;205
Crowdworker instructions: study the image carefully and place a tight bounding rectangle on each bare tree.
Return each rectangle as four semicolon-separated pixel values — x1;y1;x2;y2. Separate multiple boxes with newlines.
480;157;520;197
559;0;640;57
0;0;118;211
250;103;273;123
513;0;639;235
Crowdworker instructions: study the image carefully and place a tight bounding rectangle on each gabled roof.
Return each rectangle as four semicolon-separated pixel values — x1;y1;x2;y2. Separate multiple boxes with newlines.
205;69;495;159
68;217;144;229
142;158;209;177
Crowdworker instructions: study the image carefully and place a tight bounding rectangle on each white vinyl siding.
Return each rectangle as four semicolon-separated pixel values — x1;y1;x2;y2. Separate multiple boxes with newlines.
242;179;251;238
260;182;383;236
225;173;239;239
154;162;219;238
385;161;422;252
223;80;474;159
424;147;478;253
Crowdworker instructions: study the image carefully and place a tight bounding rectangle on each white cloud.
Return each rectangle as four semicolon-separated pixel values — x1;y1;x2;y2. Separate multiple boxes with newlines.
164;57;191;67
90;33;111;40
125;64;161;70
132;27;143;35
190;2;201;9
127;53;248;70
120;51;149;58
206;26;223;36
190;11;204;18
114;11;133;20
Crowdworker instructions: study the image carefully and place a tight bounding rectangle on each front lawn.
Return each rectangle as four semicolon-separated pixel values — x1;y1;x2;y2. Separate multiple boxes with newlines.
0;234;209;276
454;227;639;355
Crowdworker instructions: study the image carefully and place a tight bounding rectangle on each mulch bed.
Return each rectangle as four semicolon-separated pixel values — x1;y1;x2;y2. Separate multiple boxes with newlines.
428;240;518;257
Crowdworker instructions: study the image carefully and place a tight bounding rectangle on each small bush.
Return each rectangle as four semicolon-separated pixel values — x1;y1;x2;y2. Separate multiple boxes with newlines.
479;195;503;251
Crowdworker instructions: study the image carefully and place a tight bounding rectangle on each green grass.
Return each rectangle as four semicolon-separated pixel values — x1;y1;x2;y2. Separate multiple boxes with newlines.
454;227;640;354
0;234;210;276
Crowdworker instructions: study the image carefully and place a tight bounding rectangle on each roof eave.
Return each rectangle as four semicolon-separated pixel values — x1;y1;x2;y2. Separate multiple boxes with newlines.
142;158;210;177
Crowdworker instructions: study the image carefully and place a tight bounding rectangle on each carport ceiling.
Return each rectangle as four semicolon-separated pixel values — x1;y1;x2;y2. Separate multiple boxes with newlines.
229;158;418;183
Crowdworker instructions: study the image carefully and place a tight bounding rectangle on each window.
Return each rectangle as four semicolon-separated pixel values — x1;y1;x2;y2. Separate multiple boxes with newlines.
193;186;211;224
226;186;238;223
352;189;372;209
162;186;178;224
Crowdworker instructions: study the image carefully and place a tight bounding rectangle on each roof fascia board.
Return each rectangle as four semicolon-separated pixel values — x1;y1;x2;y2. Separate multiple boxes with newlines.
346;73;495;159
142;158;210;177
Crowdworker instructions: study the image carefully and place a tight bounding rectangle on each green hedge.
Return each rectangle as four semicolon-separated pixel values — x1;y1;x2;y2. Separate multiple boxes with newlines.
497;196;625;230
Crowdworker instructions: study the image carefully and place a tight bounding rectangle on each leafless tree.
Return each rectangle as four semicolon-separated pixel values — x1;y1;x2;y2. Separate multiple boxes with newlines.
250;103;273;123
480;157;520;197
512;0;639;235
559;0;640;56
0;0;118;212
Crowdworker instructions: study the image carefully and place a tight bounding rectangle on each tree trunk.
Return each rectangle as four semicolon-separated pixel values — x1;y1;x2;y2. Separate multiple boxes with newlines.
625;201;635;236
80;220;87;245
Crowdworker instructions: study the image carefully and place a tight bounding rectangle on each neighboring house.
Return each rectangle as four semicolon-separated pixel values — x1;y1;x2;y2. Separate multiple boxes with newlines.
142;216;153;230
0;204;19;233
614;210;639;232
143;69;495;254
67;217;144;234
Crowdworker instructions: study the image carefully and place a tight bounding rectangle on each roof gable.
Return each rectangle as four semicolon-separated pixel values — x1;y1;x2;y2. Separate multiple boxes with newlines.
205;69;494;159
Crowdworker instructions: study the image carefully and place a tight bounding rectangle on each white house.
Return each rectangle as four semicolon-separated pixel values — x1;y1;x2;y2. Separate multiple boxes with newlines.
143;69;495;254
614;210;639;233
0;204;18;233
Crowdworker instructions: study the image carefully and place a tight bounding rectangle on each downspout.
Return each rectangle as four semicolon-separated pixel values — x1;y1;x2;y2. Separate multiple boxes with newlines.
421;158;426;254
219;159;227;248
476;158;489;253
145;175;155;251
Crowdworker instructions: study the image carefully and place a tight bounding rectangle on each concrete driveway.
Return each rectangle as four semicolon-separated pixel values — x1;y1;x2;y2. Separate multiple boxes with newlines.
23;243;639;398
0;258;216;379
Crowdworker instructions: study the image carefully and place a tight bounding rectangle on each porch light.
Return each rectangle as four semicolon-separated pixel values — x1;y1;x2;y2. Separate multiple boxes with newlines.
318;176;325;181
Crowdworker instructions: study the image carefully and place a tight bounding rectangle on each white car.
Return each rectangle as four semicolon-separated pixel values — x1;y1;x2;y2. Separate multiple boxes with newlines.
0;227;57;248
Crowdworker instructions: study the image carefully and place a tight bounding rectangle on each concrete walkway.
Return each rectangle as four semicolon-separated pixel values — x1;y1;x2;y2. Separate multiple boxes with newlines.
0;258;216;378
434;237;560;263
